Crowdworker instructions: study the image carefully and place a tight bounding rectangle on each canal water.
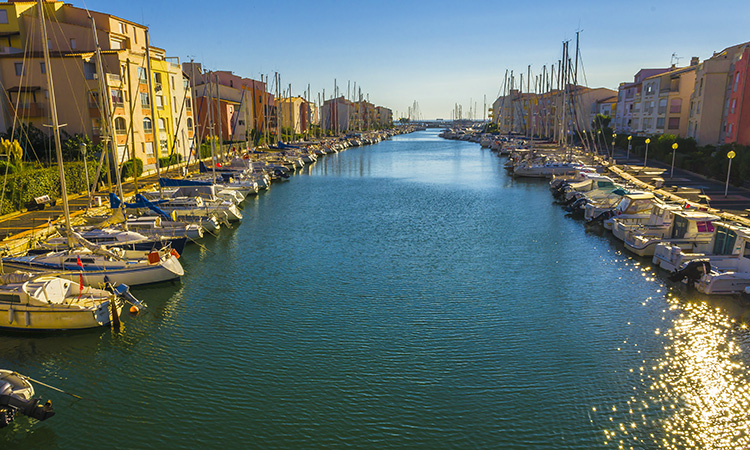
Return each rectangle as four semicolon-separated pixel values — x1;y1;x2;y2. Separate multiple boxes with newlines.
3;129;750;449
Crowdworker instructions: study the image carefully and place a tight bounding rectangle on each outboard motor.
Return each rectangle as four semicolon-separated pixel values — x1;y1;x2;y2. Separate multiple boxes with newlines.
0;381;55;428
566;197;589;215
670;258;711;286
588;209;615;224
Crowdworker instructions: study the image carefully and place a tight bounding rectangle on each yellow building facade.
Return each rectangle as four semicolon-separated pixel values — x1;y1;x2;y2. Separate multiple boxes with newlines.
0;1;193;170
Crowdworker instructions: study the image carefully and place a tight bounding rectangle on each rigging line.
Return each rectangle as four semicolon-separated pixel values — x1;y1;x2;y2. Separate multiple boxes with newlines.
46;13;88;138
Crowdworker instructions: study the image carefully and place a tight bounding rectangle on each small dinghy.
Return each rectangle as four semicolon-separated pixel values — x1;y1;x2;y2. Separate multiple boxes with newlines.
0;369;55;427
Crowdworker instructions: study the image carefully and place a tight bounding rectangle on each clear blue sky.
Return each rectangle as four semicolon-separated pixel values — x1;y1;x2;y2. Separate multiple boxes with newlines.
81;0;750;119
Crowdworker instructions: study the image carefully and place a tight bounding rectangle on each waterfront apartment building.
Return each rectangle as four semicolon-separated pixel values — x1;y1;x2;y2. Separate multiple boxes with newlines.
0;1;193;170
321;96;353;134
687;45;742;145
632;63;697;137
492;85;616;140
182;63;271;146
614;68;671;134
376;106;393;127
720;43;750;145
276;96;310;135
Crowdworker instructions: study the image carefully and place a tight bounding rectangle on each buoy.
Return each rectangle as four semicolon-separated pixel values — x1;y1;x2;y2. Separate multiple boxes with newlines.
129;305;140;314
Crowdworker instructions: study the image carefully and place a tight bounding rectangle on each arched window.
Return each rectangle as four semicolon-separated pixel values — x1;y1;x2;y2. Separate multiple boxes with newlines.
158;118;166;131
187;117;193;131
143;117;152;132
114;117;126;134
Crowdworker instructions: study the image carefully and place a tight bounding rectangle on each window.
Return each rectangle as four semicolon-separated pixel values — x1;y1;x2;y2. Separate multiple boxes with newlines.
91;118;101;136
83;61;96;80
119;22;127;34
699;77;704;96
171;76;175;90
111;89;124;106
713;226;738;255
734;72;741;92
40;62;45;74
643;117;652;129
117;145;128;163
658;98;668;115
144;142;154;156
0;10;8;24
668;117;680;130
155;95;163;109
158;118;166;131
670;98;682;114
143;117;153;132
70;38;76;50
140;92;150;108
696;101;701;114
731;99;737;114
138;67;147;83
154;72;162;85
14;62;24;76
645;84;654;95
114;117;126;134
656;117;665;129
187;117;193;130
88;90;99;108
728;123;734;137
185;98;192;110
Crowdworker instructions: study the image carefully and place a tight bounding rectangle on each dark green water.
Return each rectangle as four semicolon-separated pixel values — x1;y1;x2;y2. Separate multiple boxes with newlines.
3;130;750;449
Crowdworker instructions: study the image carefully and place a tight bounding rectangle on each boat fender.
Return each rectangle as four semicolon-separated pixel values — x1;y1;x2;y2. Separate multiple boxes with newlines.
170;249;180;259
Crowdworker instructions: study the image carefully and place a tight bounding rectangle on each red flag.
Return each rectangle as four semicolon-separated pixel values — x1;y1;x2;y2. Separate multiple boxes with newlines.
76;255;84;290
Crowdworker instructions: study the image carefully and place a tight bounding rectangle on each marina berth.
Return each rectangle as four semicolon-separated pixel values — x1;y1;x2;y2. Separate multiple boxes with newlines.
623;209;720;256
654;222;750;295
611;201;682;242
1;245;184;287
0;272;132;330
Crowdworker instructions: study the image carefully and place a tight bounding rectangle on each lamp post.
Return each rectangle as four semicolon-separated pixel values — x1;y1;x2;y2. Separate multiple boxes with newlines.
670;142;678;178
644;138;650;167
725;150;736;198
613;133;618;159
627;135;632;162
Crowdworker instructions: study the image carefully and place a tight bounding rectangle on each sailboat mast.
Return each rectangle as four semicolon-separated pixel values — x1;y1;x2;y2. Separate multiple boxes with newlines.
37;0;72;240
215;72;223;159
145;30;162;193
89;14;127;219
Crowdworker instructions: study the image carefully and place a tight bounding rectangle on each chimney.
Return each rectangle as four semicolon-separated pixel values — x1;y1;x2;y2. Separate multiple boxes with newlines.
690;56;699;66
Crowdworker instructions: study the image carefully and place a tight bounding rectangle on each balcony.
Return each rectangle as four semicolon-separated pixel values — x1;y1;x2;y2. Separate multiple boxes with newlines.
12;102;45;117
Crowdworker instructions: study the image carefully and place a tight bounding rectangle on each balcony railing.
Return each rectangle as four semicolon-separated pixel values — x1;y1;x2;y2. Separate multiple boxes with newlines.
12;102;45;117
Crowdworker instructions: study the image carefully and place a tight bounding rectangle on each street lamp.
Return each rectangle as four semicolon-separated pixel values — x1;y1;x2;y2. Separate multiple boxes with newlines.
725;150;736;198
670;142;678;178
644;138;650;167
613;133;617;158
627;135;632;161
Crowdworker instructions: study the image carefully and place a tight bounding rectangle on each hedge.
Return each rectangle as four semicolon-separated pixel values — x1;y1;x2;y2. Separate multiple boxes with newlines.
0;162;96;215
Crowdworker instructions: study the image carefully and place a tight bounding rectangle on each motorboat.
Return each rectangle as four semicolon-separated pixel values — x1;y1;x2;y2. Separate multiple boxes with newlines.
0;369;55;427
622;209;719;256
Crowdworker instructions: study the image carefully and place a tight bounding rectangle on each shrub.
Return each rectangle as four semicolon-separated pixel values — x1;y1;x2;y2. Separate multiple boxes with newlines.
121;158;143;179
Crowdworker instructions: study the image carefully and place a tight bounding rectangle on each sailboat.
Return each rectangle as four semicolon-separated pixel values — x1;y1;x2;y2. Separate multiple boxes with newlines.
1;1;183;288
0;272;133;330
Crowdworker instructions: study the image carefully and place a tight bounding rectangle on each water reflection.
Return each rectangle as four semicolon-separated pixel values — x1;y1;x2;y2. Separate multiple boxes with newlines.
597;264;750;448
